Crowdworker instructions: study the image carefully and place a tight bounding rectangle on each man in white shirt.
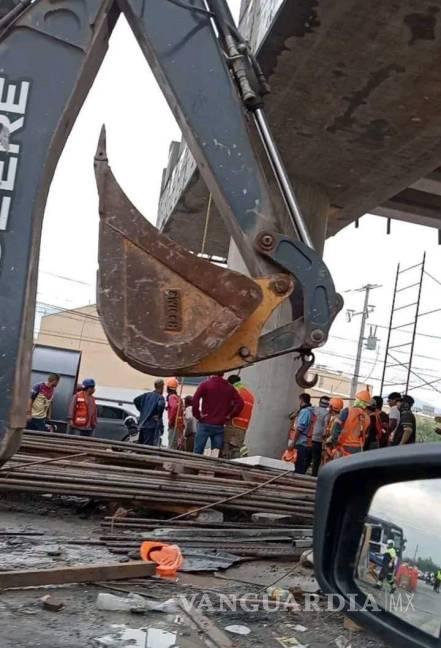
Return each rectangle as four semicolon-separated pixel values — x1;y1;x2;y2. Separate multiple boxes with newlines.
387;392;402;444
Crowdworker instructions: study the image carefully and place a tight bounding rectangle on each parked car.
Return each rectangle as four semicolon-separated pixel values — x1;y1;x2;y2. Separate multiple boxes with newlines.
94;401;139;442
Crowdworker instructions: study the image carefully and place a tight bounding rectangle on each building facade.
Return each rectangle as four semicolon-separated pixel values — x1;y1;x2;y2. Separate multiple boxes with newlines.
36;305;197;397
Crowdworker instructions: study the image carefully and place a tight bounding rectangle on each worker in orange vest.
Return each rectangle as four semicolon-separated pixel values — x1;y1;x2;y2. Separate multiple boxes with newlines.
322;396;344;465
67;378;97;437
165;377;185;450
331;390;372;457
222;375;255;459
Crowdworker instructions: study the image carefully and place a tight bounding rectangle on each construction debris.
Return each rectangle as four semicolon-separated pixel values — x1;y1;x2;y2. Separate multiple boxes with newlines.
180;549;242;572
300;549;314;568
100;523;311;562
0;561;155;590
177;600;234;648
2;431;316;520
95;592;177;614
40;594;64;612
344;617;364;633
276;636;307;648
335;637;352;648
225;624;251;636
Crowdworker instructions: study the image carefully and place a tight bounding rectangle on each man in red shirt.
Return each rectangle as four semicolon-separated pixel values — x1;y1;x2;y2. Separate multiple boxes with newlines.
192;373;244;455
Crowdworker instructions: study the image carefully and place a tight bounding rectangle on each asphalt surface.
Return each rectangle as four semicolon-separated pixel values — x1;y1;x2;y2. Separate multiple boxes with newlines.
361;579;441;638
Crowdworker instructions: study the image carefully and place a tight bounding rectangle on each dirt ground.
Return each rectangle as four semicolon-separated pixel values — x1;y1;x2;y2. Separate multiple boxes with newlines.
0;494;389;648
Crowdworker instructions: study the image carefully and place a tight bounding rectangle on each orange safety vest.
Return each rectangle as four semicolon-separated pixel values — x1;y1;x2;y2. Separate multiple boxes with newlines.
336;406;370;451
168;393;185;433
72;391;89;428
232;384;255;431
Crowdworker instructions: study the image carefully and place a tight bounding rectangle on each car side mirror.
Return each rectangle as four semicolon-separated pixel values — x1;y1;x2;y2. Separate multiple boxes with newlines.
314;444;441;648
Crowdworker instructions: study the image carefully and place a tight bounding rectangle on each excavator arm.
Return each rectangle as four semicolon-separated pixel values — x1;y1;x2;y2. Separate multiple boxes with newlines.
0;0;342;462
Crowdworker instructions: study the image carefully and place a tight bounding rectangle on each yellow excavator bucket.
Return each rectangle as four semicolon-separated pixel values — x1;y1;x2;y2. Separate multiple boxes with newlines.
94;128;293;376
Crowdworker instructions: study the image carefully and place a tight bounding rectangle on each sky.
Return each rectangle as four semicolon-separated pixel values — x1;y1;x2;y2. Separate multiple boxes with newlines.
371;479;441;565
36;2;441;407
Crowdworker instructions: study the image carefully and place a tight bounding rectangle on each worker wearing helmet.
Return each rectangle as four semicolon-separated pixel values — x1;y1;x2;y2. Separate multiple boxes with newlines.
322;397;344;465
331;390;372;457
376;540;397;593
165;377;185;450
67;378;97;437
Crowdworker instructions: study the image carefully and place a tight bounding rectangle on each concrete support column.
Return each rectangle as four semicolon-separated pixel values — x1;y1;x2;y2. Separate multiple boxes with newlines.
228;180;329;458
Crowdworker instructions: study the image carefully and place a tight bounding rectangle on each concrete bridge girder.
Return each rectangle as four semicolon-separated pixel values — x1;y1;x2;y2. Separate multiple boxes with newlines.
158;0;441;257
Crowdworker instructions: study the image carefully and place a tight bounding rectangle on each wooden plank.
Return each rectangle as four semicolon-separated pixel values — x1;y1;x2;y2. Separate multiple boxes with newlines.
178;601;233;648
0;561;155;590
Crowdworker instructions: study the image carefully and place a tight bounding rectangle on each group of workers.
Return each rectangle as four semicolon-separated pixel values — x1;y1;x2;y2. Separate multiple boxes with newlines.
26;371;255;458
133;373;255;458
375;541;441;595
27;373;98;437
283;389;416;475
28;371;418;472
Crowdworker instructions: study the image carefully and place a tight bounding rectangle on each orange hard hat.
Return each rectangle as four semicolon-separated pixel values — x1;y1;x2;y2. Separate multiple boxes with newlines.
140;541;165;562
140;540;183;578
329;397;344;412
165;377;179;390
356;389;372;403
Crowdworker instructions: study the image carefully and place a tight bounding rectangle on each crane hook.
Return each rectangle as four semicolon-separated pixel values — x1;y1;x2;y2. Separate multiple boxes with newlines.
295;352;318;389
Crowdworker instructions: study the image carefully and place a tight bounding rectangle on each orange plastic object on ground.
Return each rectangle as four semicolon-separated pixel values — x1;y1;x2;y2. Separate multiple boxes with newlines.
140;540;183;578
281;448;297;463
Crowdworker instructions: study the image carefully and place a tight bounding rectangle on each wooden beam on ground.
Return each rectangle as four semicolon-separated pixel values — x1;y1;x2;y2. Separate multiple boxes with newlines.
0;561;155;590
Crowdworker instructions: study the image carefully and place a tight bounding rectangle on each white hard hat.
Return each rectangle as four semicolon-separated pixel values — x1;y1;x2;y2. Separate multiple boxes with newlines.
387;540;394;547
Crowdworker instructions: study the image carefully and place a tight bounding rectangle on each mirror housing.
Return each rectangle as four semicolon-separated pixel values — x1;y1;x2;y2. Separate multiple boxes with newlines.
313;444;441;648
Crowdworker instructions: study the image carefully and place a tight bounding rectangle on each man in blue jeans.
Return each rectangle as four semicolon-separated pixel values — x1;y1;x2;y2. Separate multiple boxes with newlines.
134;379;165;445
192;374;244;455
292;392;315;474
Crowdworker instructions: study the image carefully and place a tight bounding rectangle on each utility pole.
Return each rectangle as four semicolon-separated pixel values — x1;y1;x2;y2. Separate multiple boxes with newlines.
413;543;419;564
348;284;381;400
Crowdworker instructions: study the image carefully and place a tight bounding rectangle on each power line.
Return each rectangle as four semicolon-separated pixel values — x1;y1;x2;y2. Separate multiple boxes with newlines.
39;271;94;287
36;330;109;346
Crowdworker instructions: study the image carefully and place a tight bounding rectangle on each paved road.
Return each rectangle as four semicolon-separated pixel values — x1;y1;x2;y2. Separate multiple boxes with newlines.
360;580;441;638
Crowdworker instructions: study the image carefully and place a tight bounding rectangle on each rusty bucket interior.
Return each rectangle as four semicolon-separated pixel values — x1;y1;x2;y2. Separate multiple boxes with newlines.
94;127;272;375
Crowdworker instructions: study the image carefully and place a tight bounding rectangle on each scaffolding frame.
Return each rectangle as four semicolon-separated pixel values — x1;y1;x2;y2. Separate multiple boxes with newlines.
380;253;426;394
